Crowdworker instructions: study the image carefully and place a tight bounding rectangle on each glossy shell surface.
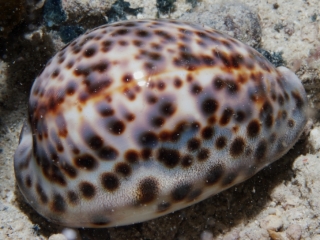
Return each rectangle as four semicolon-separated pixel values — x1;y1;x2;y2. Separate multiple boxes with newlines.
14;19;308;228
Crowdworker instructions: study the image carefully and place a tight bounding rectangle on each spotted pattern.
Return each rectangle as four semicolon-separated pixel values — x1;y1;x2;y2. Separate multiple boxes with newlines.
14;19;307;228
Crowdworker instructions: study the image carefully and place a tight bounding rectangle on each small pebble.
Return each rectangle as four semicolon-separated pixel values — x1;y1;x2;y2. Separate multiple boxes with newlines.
286;224;302;240
260;215;283;231
48;234;67;240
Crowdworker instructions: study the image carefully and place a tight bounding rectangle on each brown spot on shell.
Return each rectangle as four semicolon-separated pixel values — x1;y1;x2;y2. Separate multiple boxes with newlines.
139;131;158;148
171;183;192;202
181;155;193;168
98;146;118;161
247;119;261;138
125;150;140;164
197;148;210;161
51;194;66;213
101;172;120;191
74;154;97;170
255;140;268;162
187;138;201;152
157;148;180;168
36;183;48;204
288;119;295;128
67;191;79;205
220;108;233;125
205;164;224;185
115;162;132;176
157;202;171;212
201;98;219;115
230;137;245;158
108;120;125;135
215;136;227;150
79;182;96;199
201;126;215;140
137;177;159;204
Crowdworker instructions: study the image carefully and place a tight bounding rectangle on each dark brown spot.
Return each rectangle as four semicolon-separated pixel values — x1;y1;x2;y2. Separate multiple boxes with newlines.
101;40;113;52
72;45;81;54
51;194;66;213
123;88;136;100
278;95;284;106
137;177;159;204
157;148;180;168
202;98;219;115
25;175;32;188
215;136;227;149
139;131;158;148
288;119;295;128
213;77;225;90
92;62;109;73
222;172;237;186
125;150;140;164
171;183;192;202
157;81;166;91
66;60;74;69
291;91;304;109
174;78;183;88
125;113;135;121
74;154;97;170
136;30;150;38
90;217;111;226
74;65;91;76
247;119;261;138
122;74;133;83
66;81;77;95
115;162;132;176
98;106;114;117
61;163;77;178
160;102;176;116
255;140;268;162
149;52;162;61
260;101;273;119
67;191;79;205
197;148;210;161
87;135;103;150
98;146;118;161
154;30;175;41
151;116;165;127
191;84;202;95
230;137;245;158
116;28;129;35
79;182;96;199
141;148;152;160
226;80;239;95
36;183;48;203
187;138;201;152
118;40;128;46
174;52;200;70
282;111;287;119
205;164;224;185
108;120;125;135
187;189;202;201
84;47;96;58
101;172;120;191
157;202;171;212
51;68;60;78
220;108;234;125
181;155;193;168
133;40;143;47
147;95;158;104
201;126;215;139
234;110;246;123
